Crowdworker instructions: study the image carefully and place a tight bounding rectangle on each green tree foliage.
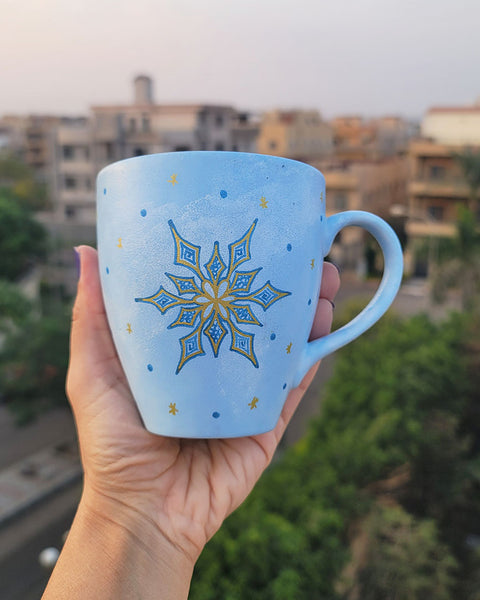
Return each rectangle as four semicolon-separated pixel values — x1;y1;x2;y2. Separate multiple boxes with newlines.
189;311;480;599
0;156;68;424
0;279;32;329
431;207;480;311
455;148;480;214
0;195;47;281
0;153;49;211
0;312;71;424
357;505;457;600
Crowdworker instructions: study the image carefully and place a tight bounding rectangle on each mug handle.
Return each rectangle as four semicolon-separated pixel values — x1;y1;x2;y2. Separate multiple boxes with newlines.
293;210;404;387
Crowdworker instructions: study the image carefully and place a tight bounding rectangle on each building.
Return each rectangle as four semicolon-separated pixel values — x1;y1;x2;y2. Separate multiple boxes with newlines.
311;157;408;270
90;74;259;172
47;75;259;232
0;115;68;183
256;109;333;161
331;115;412;161
406;104;480;276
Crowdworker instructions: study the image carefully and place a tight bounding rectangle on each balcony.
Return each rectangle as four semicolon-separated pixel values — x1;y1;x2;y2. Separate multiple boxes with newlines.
406;219;456;238
409;177;470;199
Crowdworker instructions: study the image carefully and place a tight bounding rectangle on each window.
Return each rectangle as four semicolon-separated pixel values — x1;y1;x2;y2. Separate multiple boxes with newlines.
65;206;76;218
129;118;136;132
105;142;114;160
429;165;445;180
215;142;225;151
64;176;76;189
142;116;150;132
215;115;224;127
62;145;74;160
269;140;278;150
174;145;192;152
334;193;348;210
133;147;145;157
427;205;444;221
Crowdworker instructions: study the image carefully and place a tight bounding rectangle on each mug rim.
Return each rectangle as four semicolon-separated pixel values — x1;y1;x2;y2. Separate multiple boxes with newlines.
97;150;322;181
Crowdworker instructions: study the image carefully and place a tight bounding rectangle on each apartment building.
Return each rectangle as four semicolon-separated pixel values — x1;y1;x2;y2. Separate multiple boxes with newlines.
0;114;64;182
256;109;333;161
332;115;412;161
49;76;258;232
406;105;480;275
310;157;408;270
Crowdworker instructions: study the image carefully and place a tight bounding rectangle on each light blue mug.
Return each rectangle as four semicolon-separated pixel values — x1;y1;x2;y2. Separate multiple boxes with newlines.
97;152;403;438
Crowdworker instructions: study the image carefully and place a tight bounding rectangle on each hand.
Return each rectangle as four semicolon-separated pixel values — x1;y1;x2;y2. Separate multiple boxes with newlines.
44;246;339;599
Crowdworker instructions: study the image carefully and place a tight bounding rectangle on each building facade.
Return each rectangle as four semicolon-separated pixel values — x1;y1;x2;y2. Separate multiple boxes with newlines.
45;76;259;235
406;105;480;275
310;157;408;270
256;110;333;161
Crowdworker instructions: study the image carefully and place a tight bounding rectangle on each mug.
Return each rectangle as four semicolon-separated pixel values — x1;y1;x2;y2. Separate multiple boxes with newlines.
96;152;403;438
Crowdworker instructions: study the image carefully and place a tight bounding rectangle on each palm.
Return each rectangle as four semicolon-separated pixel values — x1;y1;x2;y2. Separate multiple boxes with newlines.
68;246;337;559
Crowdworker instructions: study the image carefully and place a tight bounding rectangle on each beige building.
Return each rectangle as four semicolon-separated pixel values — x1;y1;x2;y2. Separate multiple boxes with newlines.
91;75;259;173
37;75;258;237
421;106;480;145
311;157;408;270
331;115;412;161
0;114;64;181
406;104;480;275
256;110;333;161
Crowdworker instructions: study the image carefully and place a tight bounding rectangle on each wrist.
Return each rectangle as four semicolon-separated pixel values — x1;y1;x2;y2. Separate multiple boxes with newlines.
81;486;196;582
44;486;195;600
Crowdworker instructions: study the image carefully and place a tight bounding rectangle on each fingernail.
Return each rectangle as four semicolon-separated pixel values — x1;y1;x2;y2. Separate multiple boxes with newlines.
73;247;81;280
327;260;341;274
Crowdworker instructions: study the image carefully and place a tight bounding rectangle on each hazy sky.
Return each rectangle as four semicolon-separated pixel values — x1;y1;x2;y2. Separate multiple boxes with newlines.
1;0;479;120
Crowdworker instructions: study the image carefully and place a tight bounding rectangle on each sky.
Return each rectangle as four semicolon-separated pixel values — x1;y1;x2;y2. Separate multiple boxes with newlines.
1;0;479;121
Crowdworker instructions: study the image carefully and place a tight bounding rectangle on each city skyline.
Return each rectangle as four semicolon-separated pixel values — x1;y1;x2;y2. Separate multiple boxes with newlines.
2;0;480;120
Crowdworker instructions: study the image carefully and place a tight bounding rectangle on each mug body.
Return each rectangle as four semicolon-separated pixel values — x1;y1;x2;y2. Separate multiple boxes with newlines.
97;151;325;438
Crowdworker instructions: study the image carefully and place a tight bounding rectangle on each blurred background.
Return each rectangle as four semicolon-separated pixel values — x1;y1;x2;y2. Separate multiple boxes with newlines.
1;0;480;598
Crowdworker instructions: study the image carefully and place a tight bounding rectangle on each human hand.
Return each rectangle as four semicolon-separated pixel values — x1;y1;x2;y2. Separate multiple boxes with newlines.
45;245;339;599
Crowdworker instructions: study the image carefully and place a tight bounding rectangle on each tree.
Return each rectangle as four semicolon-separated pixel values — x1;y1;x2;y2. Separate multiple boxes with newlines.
0;153;49;211
356;505;457;600
189;305;480;598
455;148;480;215
0;312;71;424
0;194;47;281
430;207;480;311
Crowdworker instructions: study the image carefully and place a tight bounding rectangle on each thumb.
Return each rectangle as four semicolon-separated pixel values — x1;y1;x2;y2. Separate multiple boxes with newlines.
67;246;125;409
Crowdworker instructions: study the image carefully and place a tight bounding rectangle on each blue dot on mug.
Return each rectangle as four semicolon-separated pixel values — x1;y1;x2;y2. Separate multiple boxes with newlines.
106;267;110;274
147;364;153;372
270;333;276;341
283;383;287;390
220;190;228;198
103;188;106;195
141;209;147;217
308;299;312;306
212;411;220;419
287;244;292;252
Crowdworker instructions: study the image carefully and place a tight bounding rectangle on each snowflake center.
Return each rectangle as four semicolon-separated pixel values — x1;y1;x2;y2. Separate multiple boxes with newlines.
195;279;234;319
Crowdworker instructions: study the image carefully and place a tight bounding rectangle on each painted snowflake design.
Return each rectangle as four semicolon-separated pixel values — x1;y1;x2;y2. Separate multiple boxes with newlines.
135;219;291;373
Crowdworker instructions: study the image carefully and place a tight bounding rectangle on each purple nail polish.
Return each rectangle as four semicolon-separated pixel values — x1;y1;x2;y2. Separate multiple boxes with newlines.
73;247;80;280
327;260;341;274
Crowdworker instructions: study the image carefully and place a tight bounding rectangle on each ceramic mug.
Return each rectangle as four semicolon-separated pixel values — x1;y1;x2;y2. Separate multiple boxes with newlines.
97;152;403;438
